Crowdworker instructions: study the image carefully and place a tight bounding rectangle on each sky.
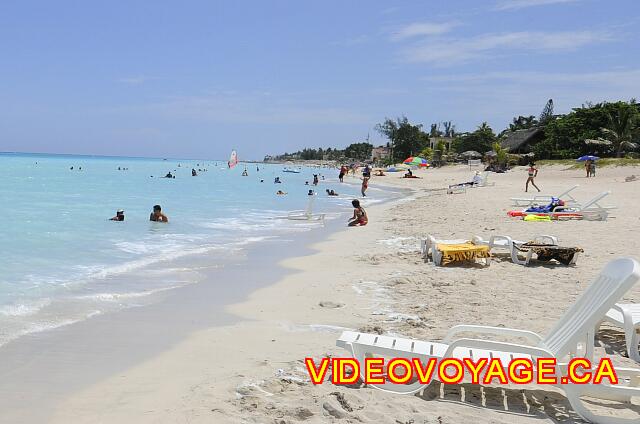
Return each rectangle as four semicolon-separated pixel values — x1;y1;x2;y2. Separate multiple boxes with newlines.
0;0;638;160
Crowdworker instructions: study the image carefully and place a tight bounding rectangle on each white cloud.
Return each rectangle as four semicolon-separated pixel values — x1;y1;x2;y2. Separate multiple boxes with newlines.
391;22;459;41
494;0;580;11
402;30;613;65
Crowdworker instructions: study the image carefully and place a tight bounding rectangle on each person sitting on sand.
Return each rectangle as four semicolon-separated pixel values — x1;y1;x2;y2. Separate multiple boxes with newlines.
348;199;368;227
326;189;338;196
276;190;287;195
375;169;385;176
149;205;169;223
109;209;125;221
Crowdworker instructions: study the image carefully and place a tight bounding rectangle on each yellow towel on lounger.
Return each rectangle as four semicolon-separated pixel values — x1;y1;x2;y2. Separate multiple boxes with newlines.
436;242;490;265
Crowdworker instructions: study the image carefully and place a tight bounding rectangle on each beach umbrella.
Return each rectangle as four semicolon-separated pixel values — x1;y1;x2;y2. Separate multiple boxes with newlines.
460;150;482;158
403;156;428;166
577;155;600;161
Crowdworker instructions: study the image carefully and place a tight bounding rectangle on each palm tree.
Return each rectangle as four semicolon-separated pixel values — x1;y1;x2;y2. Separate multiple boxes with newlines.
601;105;638;157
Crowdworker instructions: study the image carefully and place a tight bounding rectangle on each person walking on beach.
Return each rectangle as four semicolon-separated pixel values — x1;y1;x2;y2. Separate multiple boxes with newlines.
150;205;169;223
525;162;540;192
589;160;596;177
585;160;592;178
348;199;368;227
361;176;369;197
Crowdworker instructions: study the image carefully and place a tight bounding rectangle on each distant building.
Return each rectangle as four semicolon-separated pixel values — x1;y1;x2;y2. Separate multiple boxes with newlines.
500;128;544;154
429;136;455;151
370;145;390;162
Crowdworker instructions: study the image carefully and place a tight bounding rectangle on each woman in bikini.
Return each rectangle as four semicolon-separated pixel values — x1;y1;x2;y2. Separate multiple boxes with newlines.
348;199;368;227
525;162;541;192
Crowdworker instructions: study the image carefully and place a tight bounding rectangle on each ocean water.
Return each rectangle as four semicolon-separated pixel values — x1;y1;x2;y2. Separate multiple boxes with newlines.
0;152;388;346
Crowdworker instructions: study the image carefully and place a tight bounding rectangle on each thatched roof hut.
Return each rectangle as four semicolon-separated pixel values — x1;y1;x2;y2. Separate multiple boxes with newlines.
500;128;544;153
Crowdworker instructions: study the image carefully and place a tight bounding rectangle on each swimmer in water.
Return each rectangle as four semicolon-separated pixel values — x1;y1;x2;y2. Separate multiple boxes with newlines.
276;190;287;195
326;189;339;196
149;205;169;223
109;209;125;221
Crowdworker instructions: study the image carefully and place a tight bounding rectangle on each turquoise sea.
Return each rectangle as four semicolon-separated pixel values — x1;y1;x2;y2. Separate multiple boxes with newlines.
0;152;387;345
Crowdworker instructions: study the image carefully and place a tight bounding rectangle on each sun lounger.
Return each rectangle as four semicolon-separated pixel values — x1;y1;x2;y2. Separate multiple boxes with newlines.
509;191;613;221
600;304;640;362
279;197;325;222
510;185;579;207
421;235;490;266
337;258;640;424
474;171;494;188
472;235;581;266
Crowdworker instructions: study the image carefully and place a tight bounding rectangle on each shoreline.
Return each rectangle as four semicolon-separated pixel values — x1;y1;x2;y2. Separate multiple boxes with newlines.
11;164;640;423
0;174;403;423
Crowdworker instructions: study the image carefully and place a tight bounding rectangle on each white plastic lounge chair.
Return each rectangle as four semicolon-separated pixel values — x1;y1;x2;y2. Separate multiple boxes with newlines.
520;191;613;221
468;159;481;168
281;197;326;222
600;304;640;362
337;258;640;424
472;234;565;266
474;171;494;188
510;185;580;207
421;235;467;262
422;235;489;266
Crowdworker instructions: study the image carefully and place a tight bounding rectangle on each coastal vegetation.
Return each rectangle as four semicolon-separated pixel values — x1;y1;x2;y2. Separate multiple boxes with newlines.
266;99;639;165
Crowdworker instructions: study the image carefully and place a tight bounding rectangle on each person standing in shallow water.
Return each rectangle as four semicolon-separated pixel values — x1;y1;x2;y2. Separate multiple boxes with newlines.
150;205;169;222
361;176;369;197
525;162;540;192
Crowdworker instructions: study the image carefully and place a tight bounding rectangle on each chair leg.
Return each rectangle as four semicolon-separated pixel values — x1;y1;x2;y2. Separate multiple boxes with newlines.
629;327;640;363
565;387;639;424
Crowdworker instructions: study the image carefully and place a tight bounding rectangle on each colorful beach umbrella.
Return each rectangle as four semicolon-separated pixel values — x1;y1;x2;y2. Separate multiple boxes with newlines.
403;156;428;166
577;155;599;161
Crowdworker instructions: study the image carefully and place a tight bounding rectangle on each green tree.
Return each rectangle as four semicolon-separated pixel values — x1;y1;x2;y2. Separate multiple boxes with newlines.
492;142;507;166
539;99;554;124
534;100;639;159
344;142;373;161
375;116;429;161
453;122;496;154
601;102;639;157
509;115;538;131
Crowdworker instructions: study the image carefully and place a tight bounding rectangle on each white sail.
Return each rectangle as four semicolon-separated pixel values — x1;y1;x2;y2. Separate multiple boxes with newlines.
228;149;238;169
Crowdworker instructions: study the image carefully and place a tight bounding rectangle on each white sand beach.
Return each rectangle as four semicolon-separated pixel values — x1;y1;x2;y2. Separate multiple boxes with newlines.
48;164;640;423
